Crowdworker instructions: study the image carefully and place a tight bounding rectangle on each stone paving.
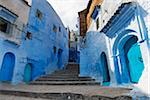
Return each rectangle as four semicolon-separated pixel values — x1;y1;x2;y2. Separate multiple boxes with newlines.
0;94;49;100
0;83;150;100
0;83;133;99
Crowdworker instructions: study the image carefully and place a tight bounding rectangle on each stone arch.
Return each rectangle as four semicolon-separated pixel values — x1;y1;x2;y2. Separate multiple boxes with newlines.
0;52;15;82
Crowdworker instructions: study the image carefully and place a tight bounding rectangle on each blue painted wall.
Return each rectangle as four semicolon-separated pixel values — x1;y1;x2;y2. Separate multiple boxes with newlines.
22;0;69;80
0;0;68;84
80;32;110;82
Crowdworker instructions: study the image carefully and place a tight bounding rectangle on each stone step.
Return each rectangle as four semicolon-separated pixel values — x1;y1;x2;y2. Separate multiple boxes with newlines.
50;73;79;76
36;78;95;81
0;89;138;100
53;71;79;75
40;75;79;79
65;63;79;74
40;75;92;79
36;76;93;80
0;94;49;100
0;90;84;100
30;81;100;85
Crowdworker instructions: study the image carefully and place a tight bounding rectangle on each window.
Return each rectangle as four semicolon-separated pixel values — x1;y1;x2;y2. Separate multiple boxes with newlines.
53;46;56;54
0;17;11;34
59;26;61;32
53;25;57;33
36;9;42;20
96;18;99;30
25;32;32;40
91;5;100;20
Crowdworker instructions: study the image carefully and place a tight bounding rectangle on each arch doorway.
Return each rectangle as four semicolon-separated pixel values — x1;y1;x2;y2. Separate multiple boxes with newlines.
24;63;32;84
122;36;144;83
114;34;145;84
0;52;15;82
100;52;110;85
57;49;63;69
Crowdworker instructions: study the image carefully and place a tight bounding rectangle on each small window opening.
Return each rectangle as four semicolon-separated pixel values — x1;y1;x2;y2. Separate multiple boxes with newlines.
96;18;99;30
36;9;42;20
53;46;56;54
53;25;57;33
59;26;61;32
26;32;32;40
0;17;10;34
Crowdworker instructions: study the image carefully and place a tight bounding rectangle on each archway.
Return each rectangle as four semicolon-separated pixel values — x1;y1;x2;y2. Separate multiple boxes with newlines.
57;49;63;69
0;52;15;82
100;52;110;85
24;63;32;84
114;34;144;83
112;29;137;83
122;36;144;83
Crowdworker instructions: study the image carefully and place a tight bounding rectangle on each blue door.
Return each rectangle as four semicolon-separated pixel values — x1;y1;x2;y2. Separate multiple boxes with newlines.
127;43;144;83
0;52;15;82
101;52;110;86
57;49;63;69
24;64;32;84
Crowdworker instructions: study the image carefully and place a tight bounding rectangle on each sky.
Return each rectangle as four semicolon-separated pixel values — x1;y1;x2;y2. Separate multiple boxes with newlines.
47;0;89;30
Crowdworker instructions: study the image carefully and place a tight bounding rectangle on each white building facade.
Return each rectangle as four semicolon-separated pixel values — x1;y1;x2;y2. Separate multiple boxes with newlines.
80;0;150;96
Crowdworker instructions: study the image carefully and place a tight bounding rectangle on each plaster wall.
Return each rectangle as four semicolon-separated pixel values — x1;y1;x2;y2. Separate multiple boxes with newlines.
0;0;68;83
22;0;68;79
0;0;30;24
80;31;111;83
101;0;150;94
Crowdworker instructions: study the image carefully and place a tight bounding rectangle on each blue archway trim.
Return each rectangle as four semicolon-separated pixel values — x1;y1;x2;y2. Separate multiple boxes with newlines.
113;56;122;84
136;5;150;49
112;29;137;84
113;29;137;55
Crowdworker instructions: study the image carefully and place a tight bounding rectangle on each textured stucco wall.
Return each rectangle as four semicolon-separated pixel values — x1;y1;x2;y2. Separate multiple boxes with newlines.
0;0;30;24
0;0;30;44
22;0;69;79
80;31;112;83
98;0;150;95
0;0;68;84
0;0;30;84
80;0;150;95
0;38;27;84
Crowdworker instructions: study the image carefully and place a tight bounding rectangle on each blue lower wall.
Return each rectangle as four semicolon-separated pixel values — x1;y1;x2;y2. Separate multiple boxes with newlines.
80;31;109;82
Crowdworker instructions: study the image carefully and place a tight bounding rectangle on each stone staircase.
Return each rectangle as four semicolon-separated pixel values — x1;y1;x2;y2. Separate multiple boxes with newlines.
30;63;100;85
1;63;148;100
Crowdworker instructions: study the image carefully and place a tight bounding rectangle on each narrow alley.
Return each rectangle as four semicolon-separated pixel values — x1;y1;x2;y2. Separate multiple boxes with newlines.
0;0;150;100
